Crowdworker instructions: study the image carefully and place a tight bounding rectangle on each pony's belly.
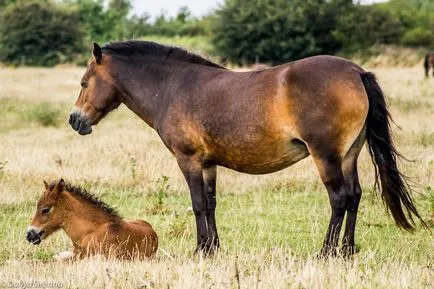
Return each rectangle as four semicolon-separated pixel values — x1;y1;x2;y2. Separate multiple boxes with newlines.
215;138;310;174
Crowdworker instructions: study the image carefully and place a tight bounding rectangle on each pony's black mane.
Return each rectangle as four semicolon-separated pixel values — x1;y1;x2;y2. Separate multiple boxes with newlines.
102;40;225;69
64;183;121;219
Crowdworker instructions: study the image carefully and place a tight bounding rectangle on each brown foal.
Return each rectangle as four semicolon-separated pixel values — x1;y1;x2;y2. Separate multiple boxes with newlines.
69;41;425;257
26;179;158;260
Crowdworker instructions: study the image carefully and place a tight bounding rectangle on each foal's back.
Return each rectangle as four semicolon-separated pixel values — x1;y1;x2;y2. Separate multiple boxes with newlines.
90;219;158;259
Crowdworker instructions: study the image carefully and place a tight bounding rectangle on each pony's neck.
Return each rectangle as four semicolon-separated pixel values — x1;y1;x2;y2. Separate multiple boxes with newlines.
60;192;119;245
111;57;225;129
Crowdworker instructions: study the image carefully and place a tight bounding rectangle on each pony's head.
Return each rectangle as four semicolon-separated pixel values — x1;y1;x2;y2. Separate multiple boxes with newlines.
26;179;66;245
69;43;121;135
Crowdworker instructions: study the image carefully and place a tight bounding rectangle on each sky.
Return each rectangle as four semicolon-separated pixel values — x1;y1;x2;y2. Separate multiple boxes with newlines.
131;0;388;19
131;0;223;19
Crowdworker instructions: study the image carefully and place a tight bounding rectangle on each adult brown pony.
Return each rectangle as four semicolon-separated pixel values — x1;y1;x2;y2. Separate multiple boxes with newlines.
69;41;425;257
26;179;158;260
424;52;434;77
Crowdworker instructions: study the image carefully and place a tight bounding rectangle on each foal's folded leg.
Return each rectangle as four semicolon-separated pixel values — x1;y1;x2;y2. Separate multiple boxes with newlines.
54;251;74;262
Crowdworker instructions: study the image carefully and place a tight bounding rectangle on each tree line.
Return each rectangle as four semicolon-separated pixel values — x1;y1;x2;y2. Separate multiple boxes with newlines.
0;0;433;66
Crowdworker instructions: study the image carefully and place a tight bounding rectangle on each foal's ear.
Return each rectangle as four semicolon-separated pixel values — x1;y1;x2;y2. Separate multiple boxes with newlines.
93;42;102;64
43;180;49;190
53;178;66;193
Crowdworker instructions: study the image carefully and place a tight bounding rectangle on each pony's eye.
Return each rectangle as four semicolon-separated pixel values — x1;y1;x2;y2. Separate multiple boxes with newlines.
41;207;51;215
81;81;88;88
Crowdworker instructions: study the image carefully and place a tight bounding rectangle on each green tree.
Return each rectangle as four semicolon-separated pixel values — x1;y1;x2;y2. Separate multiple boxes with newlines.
382;0;434;47
149;7;208;37
212;0;345;65
74;0;135;43
0;0;84;66
0;0;14;7
333;4;403;53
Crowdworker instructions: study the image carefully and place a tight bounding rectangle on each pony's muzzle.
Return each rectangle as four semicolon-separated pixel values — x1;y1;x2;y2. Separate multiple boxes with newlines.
69;109;92;135
26;227;44;245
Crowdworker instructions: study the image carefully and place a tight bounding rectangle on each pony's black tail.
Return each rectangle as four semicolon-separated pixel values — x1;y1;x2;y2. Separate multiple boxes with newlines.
361;72;426;231
424;54;430;77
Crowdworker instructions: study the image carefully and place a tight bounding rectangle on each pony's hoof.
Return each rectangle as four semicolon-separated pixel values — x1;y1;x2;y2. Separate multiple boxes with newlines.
194;243;219;257
341;244;360;258
54;251;74;262
317;246;338;259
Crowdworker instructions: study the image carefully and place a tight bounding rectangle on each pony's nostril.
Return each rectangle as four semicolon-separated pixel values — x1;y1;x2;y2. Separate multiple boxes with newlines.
77;119;82;131
69;114;74;125
26;231;31;241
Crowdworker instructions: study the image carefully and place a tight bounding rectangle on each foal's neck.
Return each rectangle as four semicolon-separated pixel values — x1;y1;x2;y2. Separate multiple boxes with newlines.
61;192;119;245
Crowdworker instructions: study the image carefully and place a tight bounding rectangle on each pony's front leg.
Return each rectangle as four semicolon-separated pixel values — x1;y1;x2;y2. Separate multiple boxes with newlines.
176;154;216;255
203;165;219;250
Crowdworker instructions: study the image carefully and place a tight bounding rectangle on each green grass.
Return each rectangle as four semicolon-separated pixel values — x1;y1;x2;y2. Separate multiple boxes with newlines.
0;66;433;288
1;175;431;263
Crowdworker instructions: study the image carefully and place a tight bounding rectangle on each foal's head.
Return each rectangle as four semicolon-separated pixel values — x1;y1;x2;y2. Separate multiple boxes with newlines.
26;179;66;245
69;43;120;135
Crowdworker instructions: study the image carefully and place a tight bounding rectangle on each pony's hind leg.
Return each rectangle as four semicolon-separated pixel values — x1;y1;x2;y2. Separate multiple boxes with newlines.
341;128;365;256
341;162;362;256
311;153;349;257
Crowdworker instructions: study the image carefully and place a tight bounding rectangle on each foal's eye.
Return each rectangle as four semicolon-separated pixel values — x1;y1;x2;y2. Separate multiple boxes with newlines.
41;207;51;215
81;81;88;88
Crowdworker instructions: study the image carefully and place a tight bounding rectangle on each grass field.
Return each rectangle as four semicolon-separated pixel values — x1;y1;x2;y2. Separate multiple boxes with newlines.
0;66;433;288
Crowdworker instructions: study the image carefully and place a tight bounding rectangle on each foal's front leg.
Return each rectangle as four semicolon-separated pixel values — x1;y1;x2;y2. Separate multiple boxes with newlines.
54;243;81;262
176;154;216;254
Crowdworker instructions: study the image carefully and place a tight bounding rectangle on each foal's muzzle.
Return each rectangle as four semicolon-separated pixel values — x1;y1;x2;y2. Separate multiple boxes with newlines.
69;109;92;135
26;228;45;245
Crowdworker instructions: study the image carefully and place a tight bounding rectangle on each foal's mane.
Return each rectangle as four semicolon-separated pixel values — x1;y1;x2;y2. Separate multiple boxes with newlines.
102;40;225;69
64;183;121;219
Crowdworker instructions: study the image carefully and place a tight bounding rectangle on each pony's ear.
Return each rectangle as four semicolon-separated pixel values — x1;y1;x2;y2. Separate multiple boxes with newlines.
53;178;65;193
93;42;102;64
43;180;49;190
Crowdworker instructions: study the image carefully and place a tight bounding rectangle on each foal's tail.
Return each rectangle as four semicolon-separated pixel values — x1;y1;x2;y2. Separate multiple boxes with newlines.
360;72;426;231
424;54;430;76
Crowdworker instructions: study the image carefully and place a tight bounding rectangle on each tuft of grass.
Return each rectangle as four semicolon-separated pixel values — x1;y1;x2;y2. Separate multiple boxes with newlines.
0;161;7;178
388;98;432;113
419;132;434;148
428;186;434;218
34;248;54;261
146;176;171;215
28;102;62;127
168;212;192;239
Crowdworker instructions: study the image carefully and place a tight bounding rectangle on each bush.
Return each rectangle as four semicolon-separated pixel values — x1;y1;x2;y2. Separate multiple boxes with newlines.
75;0;134;43
212;0;350;65
141;35;214;56
0;1;84;66
402;28;433;47
333;4;403;53
147;7;210;37
29;103;62;127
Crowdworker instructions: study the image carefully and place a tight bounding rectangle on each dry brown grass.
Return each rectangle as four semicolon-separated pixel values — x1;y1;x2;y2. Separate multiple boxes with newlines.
0;66;433;288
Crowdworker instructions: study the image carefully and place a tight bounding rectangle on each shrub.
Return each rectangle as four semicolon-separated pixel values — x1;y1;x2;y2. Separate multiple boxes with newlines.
402;28;433;47
28;103;62;127
333;4;403;54
0;1;84;66
212;0;338;65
